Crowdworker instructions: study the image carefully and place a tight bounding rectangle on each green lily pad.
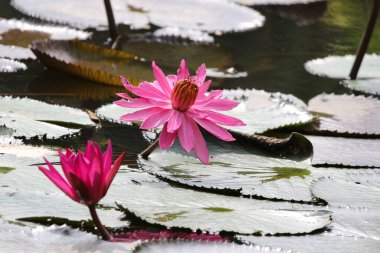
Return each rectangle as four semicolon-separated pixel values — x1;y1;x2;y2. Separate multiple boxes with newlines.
0;58;26;72
0;222;139;253
107;169;332;235
0;167;14;174
306;93;380;136
305;54;380;79
341;79;380;96
31;40;153;86
308;135;380;167
0;96;95;139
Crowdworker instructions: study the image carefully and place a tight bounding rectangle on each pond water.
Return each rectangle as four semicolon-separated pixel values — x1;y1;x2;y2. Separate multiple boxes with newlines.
1;0;380;252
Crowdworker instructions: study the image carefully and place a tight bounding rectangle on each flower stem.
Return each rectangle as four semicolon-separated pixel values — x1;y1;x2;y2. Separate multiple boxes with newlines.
140;139;159;159
349;0;380;80
88;205;112;241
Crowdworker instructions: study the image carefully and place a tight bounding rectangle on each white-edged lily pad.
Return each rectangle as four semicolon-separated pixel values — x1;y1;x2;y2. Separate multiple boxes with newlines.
0;96;95;138
10;0;149;30
0;44;36;60
223;89;314;135
230;0;326;5
0;18;90;41
307;93;380;135
0;222;138;253
124;0;265;33
0;58;26;72
308;136;380;167
342;79;380;96
107;169;332;235
305;54;380;79
138;241;288;253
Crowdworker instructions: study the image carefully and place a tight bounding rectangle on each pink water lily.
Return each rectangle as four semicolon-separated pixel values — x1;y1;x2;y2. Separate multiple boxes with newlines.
115;60;245;164
38;140;125;206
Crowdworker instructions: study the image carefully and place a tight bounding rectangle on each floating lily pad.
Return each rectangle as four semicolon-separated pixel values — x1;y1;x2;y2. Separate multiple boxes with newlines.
124;0;264;33
308;136;380;167
0;58;26;72
0;222;138;253
223;89;315;135
0;44;36;60
107;169;332;235
10;0;149;30
31;40;154;86
311;175;380;210
0;18;90;42
231;0;326;5
138;241;288;253
304;54;380;79
0;96;95;138
342;79;380;96
306;93;380;136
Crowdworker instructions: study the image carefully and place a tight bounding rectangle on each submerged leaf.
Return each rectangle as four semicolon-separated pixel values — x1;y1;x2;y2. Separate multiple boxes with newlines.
108;169;331;235
31;40;153;86
0;96;95;138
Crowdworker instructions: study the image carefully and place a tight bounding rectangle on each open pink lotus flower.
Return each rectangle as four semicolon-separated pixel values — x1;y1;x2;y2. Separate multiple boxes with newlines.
115;60;245;164
38;140;125;206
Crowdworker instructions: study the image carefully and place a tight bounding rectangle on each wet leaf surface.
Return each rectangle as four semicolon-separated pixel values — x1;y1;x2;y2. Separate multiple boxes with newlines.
0;44;36;60
31;40;153;86
305;93;380;136
0;96;95;138
0;58;26;72
308;135;380;167
0;222;138;253
107;169;332;235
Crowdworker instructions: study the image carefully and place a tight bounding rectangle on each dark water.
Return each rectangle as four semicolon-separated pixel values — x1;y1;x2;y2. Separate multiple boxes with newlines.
1;0;379;155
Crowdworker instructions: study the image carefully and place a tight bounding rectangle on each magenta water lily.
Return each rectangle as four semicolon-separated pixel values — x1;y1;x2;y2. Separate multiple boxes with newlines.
115;60;245;164
38;140;125;240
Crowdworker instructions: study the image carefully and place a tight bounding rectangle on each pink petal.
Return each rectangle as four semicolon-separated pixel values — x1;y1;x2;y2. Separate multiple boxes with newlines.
197;80;212;97
190;119;209;165
120;76;132;89
140;109;173;129
38;165;78;201
159;123;177;150
114;98;155;108
195;63;206;84
194;89;223;106
103;139;113;175
177;59;189;80
104;152;125;195
128;83;169;101
178;114;195;153
152;61;172;95
198;99;240;111
167;110;183;133
120;107;163;122
116;93;132;100
166;74;177;88
195;118;235;142
204;111;245;126
140;81;169;99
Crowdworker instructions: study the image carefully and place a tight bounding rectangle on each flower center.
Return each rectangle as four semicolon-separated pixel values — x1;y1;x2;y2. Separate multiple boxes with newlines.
171;78;199;111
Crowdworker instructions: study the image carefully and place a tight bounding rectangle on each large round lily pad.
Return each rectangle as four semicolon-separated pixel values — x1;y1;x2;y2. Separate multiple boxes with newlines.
0;44;36;60
0;96;95;139
31;40;153;86
0;58;26;72
107;169;332;235
306;93;380;136
305;54;380;79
